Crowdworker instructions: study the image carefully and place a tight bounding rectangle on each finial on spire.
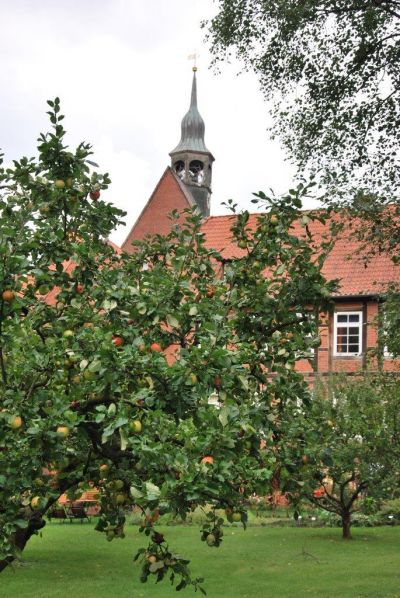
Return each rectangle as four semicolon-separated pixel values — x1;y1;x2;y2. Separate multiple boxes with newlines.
188;52;199;72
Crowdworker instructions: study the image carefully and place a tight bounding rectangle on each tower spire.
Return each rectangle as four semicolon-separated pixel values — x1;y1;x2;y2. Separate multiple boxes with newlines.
170;68;214;218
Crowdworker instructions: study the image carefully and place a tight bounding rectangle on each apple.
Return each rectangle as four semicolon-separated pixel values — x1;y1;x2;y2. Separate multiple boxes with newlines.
147;555;157;564
130;420;142;434
270;214;278;225
152;531;164;544
83;322;94;329
206;533;216;546
213;375;222;388
83;370;96;381
63;330;74;338
39;203;50;214
232;512;242;522
112;335;124;347
238;240;247;249
30;496;43;510
206;285;215;298
2;289;15;302
37;284;50;296
90;191;100;201
201;456;214;465
99;464;109;474
71;375;81;384
9;415;22;430
55;179;65;189
75;284;84;294
188;373;198;385
150;342;162;353
114;479;124;490
66;177;74;188
115;493;126;505
56;426;70;438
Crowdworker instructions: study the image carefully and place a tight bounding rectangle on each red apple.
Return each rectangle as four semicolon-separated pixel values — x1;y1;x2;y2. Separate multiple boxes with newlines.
150;342;162;353
2;290;14;303
112;336;124;347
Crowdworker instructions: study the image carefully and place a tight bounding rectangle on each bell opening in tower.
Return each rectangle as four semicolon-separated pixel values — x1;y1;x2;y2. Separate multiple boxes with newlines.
174;160;185;179
188;160;204;185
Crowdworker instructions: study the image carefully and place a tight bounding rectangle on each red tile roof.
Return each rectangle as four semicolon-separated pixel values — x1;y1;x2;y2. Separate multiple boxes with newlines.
201;212;400;297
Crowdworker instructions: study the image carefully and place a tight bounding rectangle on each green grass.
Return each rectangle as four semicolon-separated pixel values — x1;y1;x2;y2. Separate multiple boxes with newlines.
2;523;400;597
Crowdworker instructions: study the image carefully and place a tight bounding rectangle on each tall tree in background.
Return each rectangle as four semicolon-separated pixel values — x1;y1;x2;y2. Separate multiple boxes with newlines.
206;1;400;205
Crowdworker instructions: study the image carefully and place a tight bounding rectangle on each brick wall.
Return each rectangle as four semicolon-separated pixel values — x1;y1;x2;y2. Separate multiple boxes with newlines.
296;298;400;380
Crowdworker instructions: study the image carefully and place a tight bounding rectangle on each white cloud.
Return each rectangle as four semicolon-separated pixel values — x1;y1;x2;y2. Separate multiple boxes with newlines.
0;0;300;246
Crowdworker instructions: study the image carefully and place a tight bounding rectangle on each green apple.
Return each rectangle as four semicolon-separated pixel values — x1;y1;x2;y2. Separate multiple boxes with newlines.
129;420;142;433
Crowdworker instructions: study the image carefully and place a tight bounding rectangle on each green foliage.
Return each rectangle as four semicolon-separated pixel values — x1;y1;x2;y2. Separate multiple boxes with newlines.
379;498;400;522
284;373;400;537
0;100;333;588
205;1;400;199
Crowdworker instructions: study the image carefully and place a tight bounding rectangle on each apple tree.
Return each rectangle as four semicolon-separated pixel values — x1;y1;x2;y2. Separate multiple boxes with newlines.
283;374;400;539
0;100;333;590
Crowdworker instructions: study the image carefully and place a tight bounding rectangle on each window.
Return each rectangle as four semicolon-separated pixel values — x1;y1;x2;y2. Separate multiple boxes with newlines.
334;311;362;356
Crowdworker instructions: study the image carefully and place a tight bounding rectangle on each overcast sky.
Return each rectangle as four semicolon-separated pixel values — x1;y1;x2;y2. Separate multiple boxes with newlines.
0;0;300;244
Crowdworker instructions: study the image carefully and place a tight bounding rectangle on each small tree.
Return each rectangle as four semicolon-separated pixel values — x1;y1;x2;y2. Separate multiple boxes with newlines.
0;100;333;589
284;374;400;539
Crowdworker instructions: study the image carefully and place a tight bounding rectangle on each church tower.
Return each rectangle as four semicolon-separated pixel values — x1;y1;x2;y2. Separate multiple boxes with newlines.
169;67;214;218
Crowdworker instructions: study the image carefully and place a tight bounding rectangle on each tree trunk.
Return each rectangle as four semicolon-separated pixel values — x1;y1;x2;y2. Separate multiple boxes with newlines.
342;511;352;540
0;513;46;573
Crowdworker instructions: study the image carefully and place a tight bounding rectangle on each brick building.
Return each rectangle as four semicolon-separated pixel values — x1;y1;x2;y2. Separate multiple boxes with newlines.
122;69;400;379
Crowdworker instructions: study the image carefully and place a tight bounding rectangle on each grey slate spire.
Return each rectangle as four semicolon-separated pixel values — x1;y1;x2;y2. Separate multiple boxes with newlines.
170;67;214;218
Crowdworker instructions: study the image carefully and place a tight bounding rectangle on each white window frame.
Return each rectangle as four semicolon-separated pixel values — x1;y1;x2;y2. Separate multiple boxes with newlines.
333;311;363;357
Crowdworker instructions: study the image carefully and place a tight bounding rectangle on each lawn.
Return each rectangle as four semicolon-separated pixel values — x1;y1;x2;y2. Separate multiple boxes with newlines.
2;523;400;598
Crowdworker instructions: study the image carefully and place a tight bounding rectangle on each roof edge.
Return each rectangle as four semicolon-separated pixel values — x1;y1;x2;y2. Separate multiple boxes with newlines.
121;167;194;252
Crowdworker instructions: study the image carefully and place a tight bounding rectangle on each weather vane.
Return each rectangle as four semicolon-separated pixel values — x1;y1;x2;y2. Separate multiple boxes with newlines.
187;52;199;72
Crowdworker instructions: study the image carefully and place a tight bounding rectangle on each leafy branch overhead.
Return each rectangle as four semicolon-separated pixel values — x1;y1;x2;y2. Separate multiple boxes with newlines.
205;1;400;198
